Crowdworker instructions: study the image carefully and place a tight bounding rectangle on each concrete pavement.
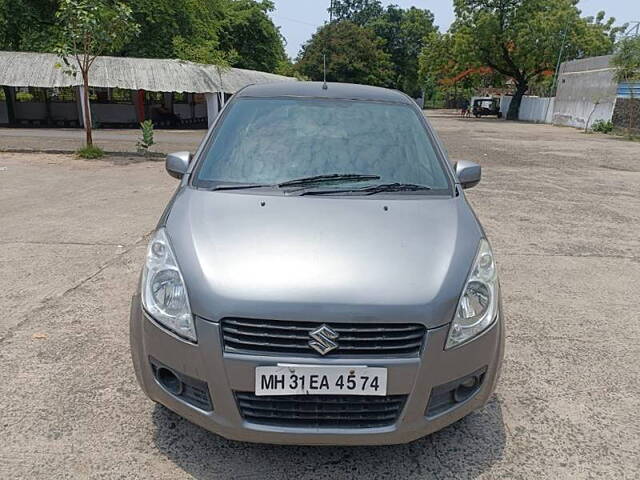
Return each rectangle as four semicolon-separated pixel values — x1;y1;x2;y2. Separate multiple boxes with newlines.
0;115;639;479
0;127;206;154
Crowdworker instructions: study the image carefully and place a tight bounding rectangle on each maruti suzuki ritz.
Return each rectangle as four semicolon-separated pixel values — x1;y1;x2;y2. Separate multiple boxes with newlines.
130;82;504;445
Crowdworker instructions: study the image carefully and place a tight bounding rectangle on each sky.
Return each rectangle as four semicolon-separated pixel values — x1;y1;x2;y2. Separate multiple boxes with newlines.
269;0;640;59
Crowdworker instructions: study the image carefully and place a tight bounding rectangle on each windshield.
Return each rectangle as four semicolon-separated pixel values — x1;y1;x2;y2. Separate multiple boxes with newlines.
193;97;452;193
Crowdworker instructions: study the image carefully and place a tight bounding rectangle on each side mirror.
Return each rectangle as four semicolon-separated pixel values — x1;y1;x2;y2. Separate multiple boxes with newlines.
455;160;481;189
166;152;191;179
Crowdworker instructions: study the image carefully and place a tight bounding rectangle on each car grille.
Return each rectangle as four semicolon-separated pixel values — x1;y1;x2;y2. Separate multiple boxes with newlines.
221;318;426;357
236;392;407;428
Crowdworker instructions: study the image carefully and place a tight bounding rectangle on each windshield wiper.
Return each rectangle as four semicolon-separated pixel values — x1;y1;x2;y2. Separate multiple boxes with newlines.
208;183;270;191
301;182;432;196
278;173;380;188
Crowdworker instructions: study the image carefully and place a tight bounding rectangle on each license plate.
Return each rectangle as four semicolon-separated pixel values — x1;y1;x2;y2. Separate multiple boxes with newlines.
255;365;387;396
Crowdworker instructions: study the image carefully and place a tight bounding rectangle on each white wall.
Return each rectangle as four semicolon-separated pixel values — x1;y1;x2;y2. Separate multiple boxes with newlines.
520;97;554;123
554;97;615;129
500;96;555;124
553;55;617;129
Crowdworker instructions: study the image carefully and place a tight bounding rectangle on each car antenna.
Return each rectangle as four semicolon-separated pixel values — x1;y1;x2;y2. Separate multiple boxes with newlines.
322;54;328;90
322;0;333;90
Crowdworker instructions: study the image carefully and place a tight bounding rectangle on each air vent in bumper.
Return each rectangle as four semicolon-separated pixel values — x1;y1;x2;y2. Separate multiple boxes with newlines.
236;392;407;428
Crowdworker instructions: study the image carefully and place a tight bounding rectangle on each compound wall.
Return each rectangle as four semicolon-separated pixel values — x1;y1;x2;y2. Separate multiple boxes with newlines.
553;55;618;129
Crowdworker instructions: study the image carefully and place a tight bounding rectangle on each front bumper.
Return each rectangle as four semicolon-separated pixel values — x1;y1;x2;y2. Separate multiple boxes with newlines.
130;296;504;445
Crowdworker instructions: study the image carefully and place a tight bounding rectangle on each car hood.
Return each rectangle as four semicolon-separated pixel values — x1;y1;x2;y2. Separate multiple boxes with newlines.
165;188;482;329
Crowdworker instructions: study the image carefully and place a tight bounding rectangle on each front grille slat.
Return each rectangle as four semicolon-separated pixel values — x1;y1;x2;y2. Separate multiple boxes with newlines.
224;318;423;333
236;392;406;428
223;326;425;342
221;318;426;357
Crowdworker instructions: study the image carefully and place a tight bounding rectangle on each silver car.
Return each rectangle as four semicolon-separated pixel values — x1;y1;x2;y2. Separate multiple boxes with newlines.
130;82;504;445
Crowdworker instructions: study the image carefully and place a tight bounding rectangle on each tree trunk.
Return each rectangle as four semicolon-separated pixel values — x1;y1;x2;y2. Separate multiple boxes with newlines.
507;81;528;121
82;72;93;147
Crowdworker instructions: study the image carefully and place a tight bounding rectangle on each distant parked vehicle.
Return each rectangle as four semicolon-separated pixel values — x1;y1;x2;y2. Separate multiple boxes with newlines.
471;97;502;118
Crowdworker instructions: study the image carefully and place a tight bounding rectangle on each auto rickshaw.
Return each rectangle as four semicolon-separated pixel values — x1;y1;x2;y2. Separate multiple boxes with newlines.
471;97;502;118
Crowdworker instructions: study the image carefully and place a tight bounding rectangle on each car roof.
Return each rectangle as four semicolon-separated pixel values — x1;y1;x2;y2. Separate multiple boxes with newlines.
236;82;414;105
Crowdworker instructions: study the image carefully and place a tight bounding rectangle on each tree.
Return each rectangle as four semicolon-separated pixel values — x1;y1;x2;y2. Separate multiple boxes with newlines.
370;6;437;96
296;21;393;87
2;0;286;73
0;0;59;51
55;0;139;147
329;0;383;26
328;2;437;95
452;0;623;120
119;0;230;66
219;0;286;72
612;36;640;136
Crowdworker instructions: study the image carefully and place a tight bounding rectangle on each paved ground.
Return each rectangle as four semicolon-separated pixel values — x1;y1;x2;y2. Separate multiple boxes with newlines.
0;127;206;154
1;114;639;479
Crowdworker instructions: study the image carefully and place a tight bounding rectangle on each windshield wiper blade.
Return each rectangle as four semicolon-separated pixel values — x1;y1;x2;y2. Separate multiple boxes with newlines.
301;182;432;196
278;173;380;188
361;182;432;194
208;183;270;191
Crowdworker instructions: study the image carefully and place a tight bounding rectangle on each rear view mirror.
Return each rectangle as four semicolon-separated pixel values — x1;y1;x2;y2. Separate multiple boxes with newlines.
166;152;191;179
455;160;481;189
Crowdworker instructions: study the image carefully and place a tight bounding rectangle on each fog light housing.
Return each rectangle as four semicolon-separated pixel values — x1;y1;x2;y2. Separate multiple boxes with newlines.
426;367;487;418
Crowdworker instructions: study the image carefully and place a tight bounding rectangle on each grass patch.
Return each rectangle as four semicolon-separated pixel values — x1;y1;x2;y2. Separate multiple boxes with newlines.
77;145;105;159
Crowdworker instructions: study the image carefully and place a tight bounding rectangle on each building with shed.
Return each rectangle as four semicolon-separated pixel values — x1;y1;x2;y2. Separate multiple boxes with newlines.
0;51;295;129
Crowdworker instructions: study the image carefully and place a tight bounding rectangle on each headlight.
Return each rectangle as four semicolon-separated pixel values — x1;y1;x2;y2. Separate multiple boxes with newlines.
141;228;196;341
446;239;498;349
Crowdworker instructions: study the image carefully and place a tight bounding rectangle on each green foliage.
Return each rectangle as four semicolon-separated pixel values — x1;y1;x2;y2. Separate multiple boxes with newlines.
218;0;286;72
329;0;383;26
136;120;155;154
370;7;437;97
0;0;59;51
15;91;34;102
612;37;640;136
326;2;436;95
275;59;308;80
612;36;640;83
121;0;228;65
55;0;140;147
296;21;393;87
1;0;286;74
591;119;613;134
77;145;105;158
119;0;284;71
445;0;623;119
55;0;140;75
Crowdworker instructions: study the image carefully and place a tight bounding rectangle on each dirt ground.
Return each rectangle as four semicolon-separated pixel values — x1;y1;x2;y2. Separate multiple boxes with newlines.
1;114;639;479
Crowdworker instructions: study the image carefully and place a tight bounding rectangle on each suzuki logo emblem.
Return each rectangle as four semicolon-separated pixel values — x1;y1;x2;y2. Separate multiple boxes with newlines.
308;325;339;355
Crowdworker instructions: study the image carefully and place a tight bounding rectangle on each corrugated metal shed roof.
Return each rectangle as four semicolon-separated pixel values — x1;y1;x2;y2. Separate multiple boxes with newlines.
0;51;295;93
